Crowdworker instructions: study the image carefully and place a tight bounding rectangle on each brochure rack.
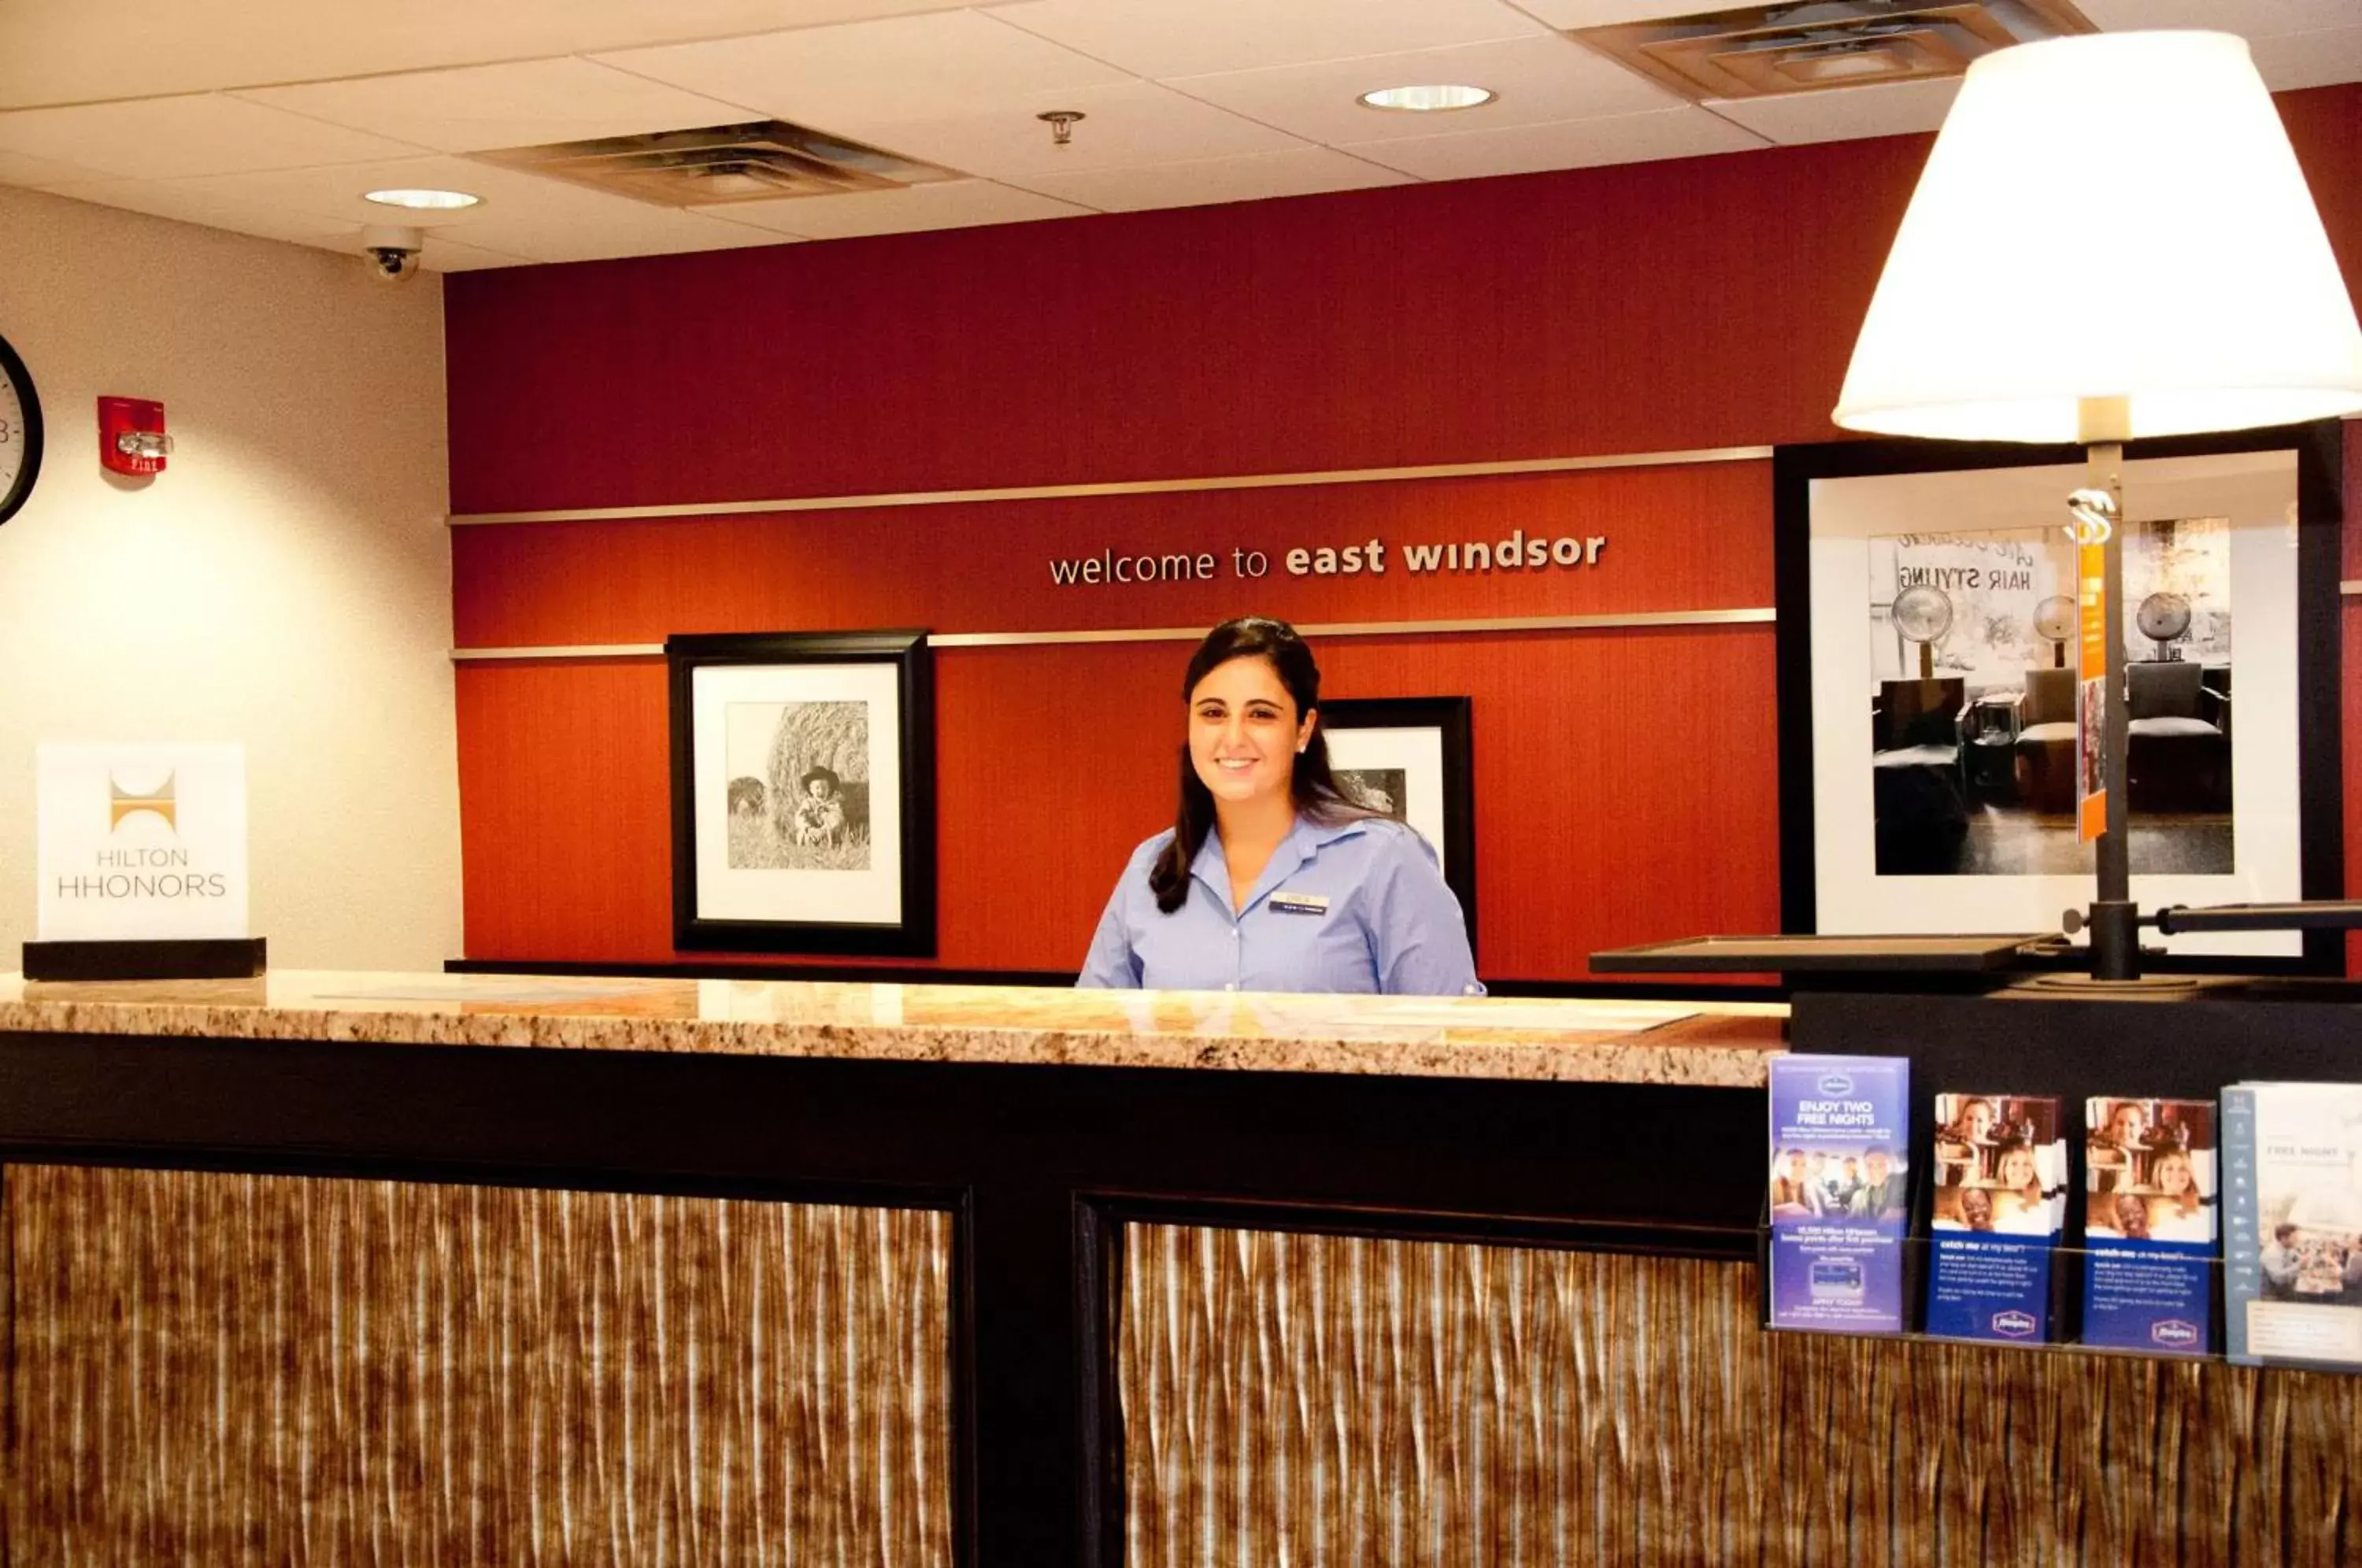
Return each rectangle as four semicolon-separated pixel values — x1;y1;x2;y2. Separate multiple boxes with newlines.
1757;1224;2235;1363
1768;986;2362;1374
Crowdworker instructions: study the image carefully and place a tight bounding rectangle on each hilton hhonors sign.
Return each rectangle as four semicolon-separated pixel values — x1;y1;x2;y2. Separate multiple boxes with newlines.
36;742;250;941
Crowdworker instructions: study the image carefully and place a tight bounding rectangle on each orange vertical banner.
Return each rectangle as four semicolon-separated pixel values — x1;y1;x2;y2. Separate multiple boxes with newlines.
2075;542;2107;841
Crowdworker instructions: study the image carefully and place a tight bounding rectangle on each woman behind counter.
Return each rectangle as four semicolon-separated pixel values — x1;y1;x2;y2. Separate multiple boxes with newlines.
1078;617;1481;995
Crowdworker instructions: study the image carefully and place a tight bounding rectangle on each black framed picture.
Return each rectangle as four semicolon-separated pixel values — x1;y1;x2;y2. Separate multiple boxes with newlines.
1317;696;1477;949
1773;422;2344;971
667;629;936;956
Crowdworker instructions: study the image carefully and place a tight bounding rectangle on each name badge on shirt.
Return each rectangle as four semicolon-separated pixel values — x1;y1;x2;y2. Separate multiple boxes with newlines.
1268;893;1330;916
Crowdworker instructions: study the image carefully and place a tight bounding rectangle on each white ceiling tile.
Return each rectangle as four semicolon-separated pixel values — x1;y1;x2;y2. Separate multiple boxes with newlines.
993;0;1547;80
26;0;2341;268
1704;77;1961;146
1346;104;1764;180
176;153;794;262
178;154;517;227
1168;35;1680;147
0;1;974;112
0;94;427;179
842;79;1303;179
2075;1;2362;39
232;58;761;154
1022;146;1410;210
0;147;117;189
709;177;1092;239
1501;0;1726;28
416;232;539;270
2247;24;2362;91
44;176;357;244
491;210;794;264
592;11;1133;132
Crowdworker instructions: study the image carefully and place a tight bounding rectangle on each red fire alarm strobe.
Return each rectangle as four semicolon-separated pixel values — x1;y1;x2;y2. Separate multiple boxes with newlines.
98;397;170;476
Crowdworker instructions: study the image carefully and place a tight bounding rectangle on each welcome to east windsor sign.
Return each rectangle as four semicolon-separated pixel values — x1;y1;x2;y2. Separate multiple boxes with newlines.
1048;530;1609;587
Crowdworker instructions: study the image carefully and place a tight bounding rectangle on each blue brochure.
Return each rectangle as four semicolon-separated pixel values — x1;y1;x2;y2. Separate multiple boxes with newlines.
1927;1237;2054;1341
2080;1096;2217;1355
1768;1055;1909;1333
1925;1093;2065;1343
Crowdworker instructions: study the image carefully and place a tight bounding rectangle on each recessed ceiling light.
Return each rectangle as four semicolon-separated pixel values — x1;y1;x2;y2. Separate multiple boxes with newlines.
1357;84;1495;113
364;188;482;211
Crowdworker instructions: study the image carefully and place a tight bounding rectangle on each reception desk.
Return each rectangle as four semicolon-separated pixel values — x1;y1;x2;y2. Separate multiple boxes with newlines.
0;973;2352;1566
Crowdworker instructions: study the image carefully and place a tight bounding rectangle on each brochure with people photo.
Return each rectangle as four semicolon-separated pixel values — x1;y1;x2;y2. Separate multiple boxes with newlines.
2223;1083;2362;1369
1927;1093;2064;1343
2080;1096;2217;1355
1768;1055;1910;1333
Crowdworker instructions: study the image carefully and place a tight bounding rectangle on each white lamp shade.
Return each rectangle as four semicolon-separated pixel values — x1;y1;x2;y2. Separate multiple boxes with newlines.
1834;31;2362;443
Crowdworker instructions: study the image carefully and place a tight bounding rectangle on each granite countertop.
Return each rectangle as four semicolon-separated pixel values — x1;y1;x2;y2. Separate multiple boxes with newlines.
0;971;1786;1086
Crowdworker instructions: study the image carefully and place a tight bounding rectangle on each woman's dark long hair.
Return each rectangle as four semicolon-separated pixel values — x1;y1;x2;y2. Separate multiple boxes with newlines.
1148;617;1367;913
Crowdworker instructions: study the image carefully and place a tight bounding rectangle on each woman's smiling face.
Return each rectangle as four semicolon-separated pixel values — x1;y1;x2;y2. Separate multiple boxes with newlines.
1997;1147;2037;1189
1188;656;1313;808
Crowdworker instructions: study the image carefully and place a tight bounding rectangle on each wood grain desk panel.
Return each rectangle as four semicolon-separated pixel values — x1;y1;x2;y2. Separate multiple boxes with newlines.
4;1165;952;1567
1120;1224;2362;1568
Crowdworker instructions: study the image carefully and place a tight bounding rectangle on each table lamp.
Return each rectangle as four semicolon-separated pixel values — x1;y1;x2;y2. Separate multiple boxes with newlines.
1832;30;2362;982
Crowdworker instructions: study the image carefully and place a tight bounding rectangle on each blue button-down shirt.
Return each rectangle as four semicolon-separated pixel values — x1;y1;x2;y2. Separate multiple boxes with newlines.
1076;814;1483;995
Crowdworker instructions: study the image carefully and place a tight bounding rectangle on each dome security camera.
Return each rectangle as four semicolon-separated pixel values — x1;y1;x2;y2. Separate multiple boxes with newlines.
360;224;424;284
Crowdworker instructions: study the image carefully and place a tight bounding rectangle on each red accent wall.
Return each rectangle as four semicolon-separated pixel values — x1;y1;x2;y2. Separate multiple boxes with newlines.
445;83;2362;981
452;464;1778;974
451;464;1768;646
456;627;1776;975
444;133;1957;517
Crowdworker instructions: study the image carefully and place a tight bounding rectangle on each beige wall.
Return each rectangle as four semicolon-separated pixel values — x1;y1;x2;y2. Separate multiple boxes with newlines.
0;186;460;968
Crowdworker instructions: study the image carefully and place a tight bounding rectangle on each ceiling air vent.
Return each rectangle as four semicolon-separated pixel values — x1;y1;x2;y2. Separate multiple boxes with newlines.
1570;1;2097;102
469;120;958;206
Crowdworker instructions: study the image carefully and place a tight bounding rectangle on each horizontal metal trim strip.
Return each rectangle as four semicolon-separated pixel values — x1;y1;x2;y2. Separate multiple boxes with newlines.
1285;606;1774;639
446;446;1776;526
450;607;1775;661
450;643;668;660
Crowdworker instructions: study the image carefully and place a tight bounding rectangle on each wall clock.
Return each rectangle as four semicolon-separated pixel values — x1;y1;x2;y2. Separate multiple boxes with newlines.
0;330;44;527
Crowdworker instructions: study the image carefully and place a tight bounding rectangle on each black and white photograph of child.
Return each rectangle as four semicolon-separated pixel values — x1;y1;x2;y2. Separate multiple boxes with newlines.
725;700;872;871
1338;767;1409;821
